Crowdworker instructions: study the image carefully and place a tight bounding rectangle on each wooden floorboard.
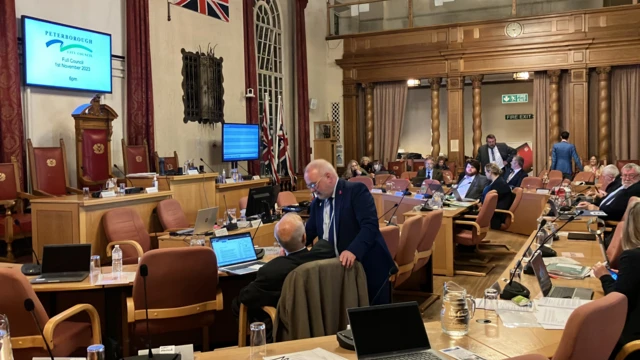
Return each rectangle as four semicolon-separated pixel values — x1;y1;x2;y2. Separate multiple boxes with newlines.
420;229;530;322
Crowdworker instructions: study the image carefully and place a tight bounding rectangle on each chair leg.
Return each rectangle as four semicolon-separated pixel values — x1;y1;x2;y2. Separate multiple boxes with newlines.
454;263;496;277
477;241;514;255
238;303;248;347
202;326;209;352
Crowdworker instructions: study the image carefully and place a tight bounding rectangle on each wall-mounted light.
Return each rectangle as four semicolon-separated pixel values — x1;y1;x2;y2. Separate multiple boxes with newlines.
513;72;530;80
407;79;420;87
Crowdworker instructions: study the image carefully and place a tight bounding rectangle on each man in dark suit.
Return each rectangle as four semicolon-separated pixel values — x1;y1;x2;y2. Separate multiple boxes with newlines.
416;157;443;182
232;213;335;341
475;134;516;176
304;159;396;305
482;163;515;229
578;163;640;222
505;155;528;188
551;131;583;179
456;159;489;200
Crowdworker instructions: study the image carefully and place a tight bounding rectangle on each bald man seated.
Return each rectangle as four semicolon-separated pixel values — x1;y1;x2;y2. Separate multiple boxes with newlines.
231;213;335;341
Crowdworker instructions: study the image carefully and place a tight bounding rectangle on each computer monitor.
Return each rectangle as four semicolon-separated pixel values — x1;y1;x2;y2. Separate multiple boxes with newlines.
245;185;275;217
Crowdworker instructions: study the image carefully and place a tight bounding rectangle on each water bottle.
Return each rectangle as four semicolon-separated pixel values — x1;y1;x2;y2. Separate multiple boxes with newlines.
152;174;158;189
158;158;166;176
0;314;13;360
222;169;226;180
420;184;427;195
112;245;123;280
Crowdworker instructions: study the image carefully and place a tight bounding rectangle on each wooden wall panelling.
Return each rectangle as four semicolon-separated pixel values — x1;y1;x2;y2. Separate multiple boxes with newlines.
447;75;465;168
568;68;589;164
548;70;562;147
342;82;359;165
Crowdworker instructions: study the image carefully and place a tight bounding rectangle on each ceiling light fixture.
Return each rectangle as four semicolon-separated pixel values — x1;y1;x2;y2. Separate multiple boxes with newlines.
407;79;420;87
513;72;530;80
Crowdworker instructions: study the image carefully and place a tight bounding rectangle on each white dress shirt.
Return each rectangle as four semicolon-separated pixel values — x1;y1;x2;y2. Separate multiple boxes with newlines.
507;168;521;183
489;146;504;169
425;168;433;179
457;175;476;198
322;181;339;256
601;185;626;207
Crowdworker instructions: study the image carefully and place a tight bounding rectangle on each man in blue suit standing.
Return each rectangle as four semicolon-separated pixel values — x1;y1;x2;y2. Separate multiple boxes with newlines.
304;159;396;305
551;131;583;179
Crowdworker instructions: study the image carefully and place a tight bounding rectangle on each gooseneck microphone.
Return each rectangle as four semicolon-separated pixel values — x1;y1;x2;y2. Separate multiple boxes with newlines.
378;174;396;193
24;298;55;360
114;164;134;188
371;265;399;305
223;195;238;231
200;158;215;173
378;204;399;221
385;188;409;226
19;219;42;275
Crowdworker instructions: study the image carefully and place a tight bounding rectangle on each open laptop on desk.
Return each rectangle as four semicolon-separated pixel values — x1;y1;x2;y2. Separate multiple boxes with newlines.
531;252;593;300
348;302;447;360
175;206;218;235
31;244;91;284
211;233;265;275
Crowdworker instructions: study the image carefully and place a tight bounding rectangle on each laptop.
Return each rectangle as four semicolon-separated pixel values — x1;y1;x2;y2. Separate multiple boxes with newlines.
451;188;476;203
348;302;447;360
530;252;593;300
31;244;91;284
176;207;218;235
211;233;265;275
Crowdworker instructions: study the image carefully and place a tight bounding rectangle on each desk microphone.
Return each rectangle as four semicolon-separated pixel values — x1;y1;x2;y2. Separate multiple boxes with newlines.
378;174;395;193
24;298;54;360
385;188;409;226
114;164;134;187
18;219;42;275
200;158;216;174
223;195;238;231
378;204;399;221
371;264;399;305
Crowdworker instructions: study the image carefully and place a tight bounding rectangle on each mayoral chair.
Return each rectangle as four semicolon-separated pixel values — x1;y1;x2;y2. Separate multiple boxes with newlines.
122;139;150;175
0;159;35;262
154;150;179;175
27;139;82;197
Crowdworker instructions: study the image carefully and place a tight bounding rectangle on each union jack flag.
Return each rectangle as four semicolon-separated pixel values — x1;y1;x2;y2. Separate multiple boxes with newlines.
276;97;297;188
261;93;279;182
172;0;229;22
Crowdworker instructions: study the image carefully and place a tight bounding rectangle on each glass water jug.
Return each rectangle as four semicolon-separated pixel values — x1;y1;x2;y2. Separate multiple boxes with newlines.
0;314;13;360
441;281;476;336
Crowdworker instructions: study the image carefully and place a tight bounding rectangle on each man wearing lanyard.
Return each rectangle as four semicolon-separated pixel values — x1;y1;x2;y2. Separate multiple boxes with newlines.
304;159;396;305
578;163;640;222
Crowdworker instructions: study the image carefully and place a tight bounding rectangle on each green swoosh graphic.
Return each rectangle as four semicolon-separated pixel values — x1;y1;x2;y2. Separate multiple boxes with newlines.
59;44;93;53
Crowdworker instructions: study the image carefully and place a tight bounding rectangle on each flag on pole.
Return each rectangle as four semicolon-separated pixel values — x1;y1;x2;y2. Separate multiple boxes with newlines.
171;0;230;22
276;96;297;188
261;93;279;182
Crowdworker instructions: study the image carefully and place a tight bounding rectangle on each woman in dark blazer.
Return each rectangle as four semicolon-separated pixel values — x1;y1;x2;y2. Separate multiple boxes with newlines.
481;163;514;229
593;201;640;360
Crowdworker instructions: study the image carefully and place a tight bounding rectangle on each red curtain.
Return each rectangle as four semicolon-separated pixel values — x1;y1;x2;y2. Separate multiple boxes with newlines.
244;0;259;175
126;0;155;168
295;0;311;172
0;0;25;186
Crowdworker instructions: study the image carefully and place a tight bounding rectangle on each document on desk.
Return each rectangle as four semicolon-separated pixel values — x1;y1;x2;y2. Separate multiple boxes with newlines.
440;346;487;359
264;347;347;360
534;307;575;330
475;299;534;312
536;297;591;310
96;272;136;285
497;310;541;328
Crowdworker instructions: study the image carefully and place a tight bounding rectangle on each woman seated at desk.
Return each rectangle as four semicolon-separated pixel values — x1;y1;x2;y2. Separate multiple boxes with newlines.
593;202;640;360
342;159;369;179
435;156;449;171
584;155;604;179
481;163;514;230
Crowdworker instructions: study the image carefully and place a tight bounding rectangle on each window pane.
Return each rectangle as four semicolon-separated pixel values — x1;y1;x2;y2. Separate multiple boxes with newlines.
413;0;512;28
330;0;409;36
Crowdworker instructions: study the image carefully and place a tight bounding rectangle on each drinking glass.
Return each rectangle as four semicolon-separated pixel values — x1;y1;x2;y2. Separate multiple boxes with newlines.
389;216;398;226
83;187;90;200
119;183;126;196
90;255;101;285
218;218;226;227
484;288;499;312
385;181;393;192
228;208;237;221
250;322;267;359
0;314;12;360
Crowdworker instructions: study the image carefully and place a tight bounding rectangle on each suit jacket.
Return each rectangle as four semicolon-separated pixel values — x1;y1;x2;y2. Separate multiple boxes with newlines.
416;167;443;182
476;143;516;174
551;141;583;175
457;174;489;200
505;168;528;188
481;177;514;229
599;182;640;221
305;179;396;304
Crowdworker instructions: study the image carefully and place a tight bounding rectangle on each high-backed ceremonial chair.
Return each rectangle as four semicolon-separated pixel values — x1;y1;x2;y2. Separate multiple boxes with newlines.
375;174;395;186
348;177;373;191
573;171;595;183
453;191;498;276
27;139;82;197
156;199;190;231
400;171;417;180
1;268;101;360
411;160;425;172
521;177;543;190
387;160;406;176
442;170;454;185
380;226;400;259
103;208;150;264
127;248;222;352
390;178;410;191
154;150;179;174
122;139;150;175
276;191;298;207
0;159;35;262
548;170;563;180
546;177;563;190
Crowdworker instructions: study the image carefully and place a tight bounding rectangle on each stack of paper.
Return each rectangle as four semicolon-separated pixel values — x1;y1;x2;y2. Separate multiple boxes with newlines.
264;348;347;360
97;272;136;285
475;299;534;312
533;297;592;329
546;263;591;279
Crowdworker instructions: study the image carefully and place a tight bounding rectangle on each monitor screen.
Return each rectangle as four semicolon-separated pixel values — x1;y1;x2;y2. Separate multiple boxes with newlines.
22;16;113;93
222;123;260;162
210;233;257;267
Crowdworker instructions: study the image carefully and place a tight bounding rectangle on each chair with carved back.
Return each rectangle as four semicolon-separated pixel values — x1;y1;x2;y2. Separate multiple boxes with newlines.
441;170;454;185
387;160;406;176
27;139;82;197
122;139;150;175
0;159;35;262
154;150;179;175
573;171;596;184
411;160;425;172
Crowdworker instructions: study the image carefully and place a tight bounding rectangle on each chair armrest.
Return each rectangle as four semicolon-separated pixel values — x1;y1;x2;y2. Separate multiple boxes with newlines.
43;304;101;349
33;190;55;197
454;220;482;235
66;187;83;195
79;177;106;187
261;306;277;323
463;215;478;219
17;191;38;200
606;220;620;228
495;209;515;223
106;240;144;257
126;297;135;323
616;340;640;360
0;200;16;208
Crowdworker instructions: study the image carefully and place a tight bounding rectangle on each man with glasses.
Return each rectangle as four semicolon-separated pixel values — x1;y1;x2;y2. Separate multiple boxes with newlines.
579;163;640;221
304;159;396;305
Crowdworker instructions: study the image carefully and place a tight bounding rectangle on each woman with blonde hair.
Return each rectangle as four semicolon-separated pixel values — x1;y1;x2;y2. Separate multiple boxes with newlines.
584;155;604;178
342;159;368;179
360;156;373;173
593;201;640;359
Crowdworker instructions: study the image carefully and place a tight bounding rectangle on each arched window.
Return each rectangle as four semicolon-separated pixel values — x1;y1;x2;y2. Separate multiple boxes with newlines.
254;0;283;137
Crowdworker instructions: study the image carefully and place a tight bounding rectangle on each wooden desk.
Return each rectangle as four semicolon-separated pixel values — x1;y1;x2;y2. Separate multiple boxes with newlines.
158;221;278;248
30;191;173;259
215;179;271;219
128;173;218;223
508;192;550;235
543;216;596;232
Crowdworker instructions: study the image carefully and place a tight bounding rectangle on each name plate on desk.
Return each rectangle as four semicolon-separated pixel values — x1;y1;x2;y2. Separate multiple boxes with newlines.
414;194;424;200
145;187;158;193
252;175;261;180
187;169;199;175
371;189;383;194
394;191;404;196
214;228;229;237
225;178;235;184
100;191;116;198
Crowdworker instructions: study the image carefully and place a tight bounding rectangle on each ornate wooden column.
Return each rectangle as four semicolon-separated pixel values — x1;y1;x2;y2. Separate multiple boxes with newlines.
548;70;561;146
343;82;359;166
596;67;611;163
568;68;589;163
471;75;484;158
447;76;465;167
429;77;441;158
364;83;375;158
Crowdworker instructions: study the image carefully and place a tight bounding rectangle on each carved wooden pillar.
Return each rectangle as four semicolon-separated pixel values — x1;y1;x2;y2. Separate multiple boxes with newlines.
596;67;611;163
429;78;441;158
548;70;561;146
343;82;359;166
364;83;375;159
471;75;484;158
447;76;464;168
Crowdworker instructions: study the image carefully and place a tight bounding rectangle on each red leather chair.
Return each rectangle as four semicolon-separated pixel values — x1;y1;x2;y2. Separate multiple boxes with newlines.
154;150;179;174
521;177;543;190
380;226;400;259
27;139;82;197
392;216;423;287
0;159;34;262
122;139;150;175
441;170;454;185
156;199;189;231
375;174;395;186
103;208;150;264
546;177;563;190
348;177;374;191
1;268;101;360
548;170;563;180
420;179;440;195
277;191;299;207
390;178;410;191
499;187;523;231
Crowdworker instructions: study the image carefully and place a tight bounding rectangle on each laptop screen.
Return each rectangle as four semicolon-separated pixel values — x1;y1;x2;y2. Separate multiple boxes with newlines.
42;244;91;274
531;252;552;296
211;233;257;267
348;302;431;358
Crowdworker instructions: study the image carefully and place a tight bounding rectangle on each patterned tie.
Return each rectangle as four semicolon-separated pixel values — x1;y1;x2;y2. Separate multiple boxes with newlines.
427;170;431;179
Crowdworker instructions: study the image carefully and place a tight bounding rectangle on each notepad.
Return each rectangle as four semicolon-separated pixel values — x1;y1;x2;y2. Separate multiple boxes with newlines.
264;348;347;360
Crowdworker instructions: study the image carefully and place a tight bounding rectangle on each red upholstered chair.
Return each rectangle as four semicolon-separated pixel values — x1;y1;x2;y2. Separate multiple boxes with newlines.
390;178;410;191
127;248;222;352
411;160;425;172
420;179;440;195
573;171;595;183
400;171;417;180
0;159;35;262
499;187;523;231
277;191;299;207
521;177;543;190
453;191;498;276
387;160;406;176
348;177;373;191
552;292;627;360
375;174;395;186
607;222;625;270
392;216;423;287
154;150;179;174
546;177;563;190
380;226;400;259
239;196;248;210
103;208;150;264
27;139;82;197
122;139;150;175
617;160;639;171
1;268;101;360
441;170;454;185
548;170;563;180
157;199;189;231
